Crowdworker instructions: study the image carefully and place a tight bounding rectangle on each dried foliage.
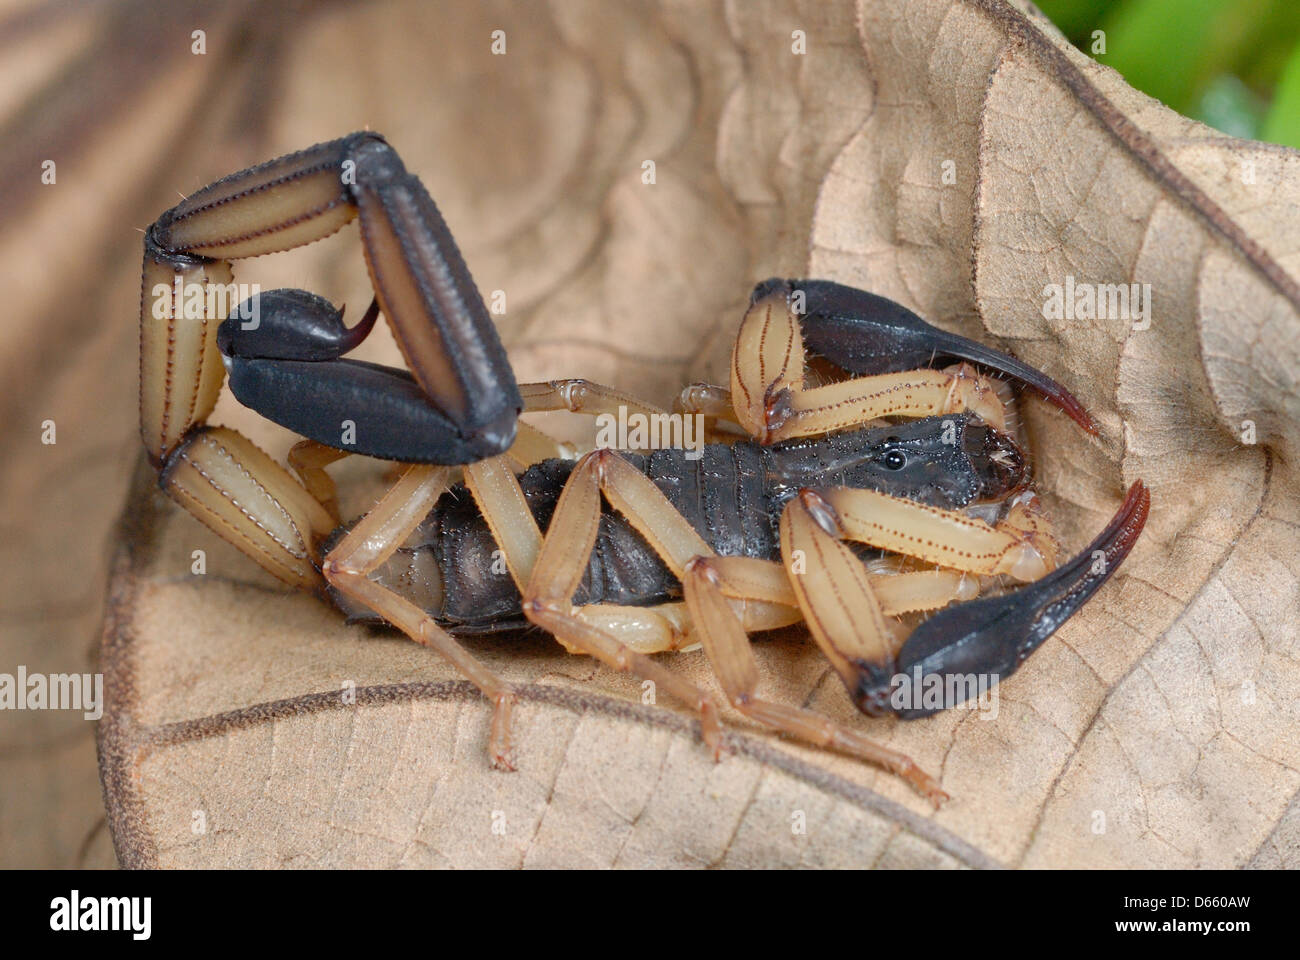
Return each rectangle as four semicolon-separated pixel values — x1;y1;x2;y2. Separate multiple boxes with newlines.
3;0;1295;868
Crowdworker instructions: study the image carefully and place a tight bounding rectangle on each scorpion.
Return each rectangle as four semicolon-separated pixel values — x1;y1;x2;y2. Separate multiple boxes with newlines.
138;132;1149;805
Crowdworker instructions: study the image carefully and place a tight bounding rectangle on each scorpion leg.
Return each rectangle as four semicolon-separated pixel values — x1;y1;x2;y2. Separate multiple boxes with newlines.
465;454;728;731
682;556;949;805
678;554;974;620
161;426;335;590
465;458;781;655
505;422;578;470
521;378;671;421
464;455;694;654
747;278;1097;436
477;449;947;796
677;383;735;422
288;439;353;523
815;486;1057;581
519;378;682;455
778;492;910;718
320;464;521;769
509;450;726;751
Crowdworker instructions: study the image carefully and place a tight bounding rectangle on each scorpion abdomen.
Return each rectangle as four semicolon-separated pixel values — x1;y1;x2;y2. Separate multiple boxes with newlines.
328;414;1025;634
330;443;772;633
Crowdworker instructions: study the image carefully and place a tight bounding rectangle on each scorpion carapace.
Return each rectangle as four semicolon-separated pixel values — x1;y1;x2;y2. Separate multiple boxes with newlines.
139;133;1150;805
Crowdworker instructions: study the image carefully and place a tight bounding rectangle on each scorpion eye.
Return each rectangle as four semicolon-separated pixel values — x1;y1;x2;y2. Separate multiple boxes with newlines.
882;449;907;471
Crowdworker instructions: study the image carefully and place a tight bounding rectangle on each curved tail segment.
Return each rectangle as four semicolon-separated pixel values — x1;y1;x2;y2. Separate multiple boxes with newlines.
140;133;525;592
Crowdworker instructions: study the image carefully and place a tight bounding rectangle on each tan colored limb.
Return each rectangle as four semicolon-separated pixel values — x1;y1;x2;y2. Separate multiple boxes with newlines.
288;439;353;522
676;383;734;420
593;452;711;578
462;457;774;655
463;456;544;589
577;599;797;652
463;458;698;655
520;378;670;420
575;603;691;654
521;378;698;456
703;554;973;618
160;426;333;591
152;138;360;260
871;569;978;614
675;382;751;444
139;256;235;463
816;486;1050;581
779;362;1005;440
729;286;1005;443
778;492;901;696
517;451;724;752
320;464;519;769
505;421;577;470
682;557;947;805
331;572;516;768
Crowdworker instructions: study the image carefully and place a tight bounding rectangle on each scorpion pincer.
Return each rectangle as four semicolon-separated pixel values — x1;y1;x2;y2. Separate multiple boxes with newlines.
139;133;1149;805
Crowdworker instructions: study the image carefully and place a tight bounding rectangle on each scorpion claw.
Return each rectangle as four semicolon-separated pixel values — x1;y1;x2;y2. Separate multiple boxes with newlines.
755;278;1099;435
877;481;1149;718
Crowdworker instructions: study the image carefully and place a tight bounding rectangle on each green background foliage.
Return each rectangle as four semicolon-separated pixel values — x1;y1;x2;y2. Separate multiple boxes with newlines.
1036;0;1300;146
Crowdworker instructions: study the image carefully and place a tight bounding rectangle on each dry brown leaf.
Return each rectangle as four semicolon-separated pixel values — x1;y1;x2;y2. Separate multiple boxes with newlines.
85;0;1299;868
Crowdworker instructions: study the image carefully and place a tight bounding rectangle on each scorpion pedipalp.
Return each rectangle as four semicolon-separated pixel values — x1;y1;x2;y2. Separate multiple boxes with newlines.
872;480;1150;718
752;277;1099;435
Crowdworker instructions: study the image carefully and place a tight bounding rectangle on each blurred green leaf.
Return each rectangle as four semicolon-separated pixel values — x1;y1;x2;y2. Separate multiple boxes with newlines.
1261;40;1300;147
1099;0;1269;113
1038;0;1300;146
1031;0;1122;41
1226;0;1300;94
1194;73;1265;138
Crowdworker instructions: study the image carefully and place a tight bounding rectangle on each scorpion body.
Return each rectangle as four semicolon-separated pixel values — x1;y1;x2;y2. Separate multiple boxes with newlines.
138;132;1150;802
340;413;1026;634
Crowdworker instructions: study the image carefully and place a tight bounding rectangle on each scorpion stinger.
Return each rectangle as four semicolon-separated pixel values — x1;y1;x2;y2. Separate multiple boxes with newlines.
142;133;525;580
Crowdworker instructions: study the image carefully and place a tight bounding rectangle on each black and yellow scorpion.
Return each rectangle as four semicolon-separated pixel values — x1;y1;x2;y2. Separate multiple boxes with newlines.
139;133;1148;804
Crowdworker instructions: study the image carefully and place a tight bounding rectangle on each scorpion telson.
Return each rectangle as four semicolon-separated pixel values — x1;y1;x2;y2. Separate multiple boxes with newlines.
139;133;1149;805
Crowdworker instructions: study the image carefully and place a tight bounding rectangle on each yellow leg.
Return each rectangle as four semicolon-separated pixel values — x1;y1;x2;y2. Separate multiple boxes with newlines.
320;465;520;769
682;556;948;805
